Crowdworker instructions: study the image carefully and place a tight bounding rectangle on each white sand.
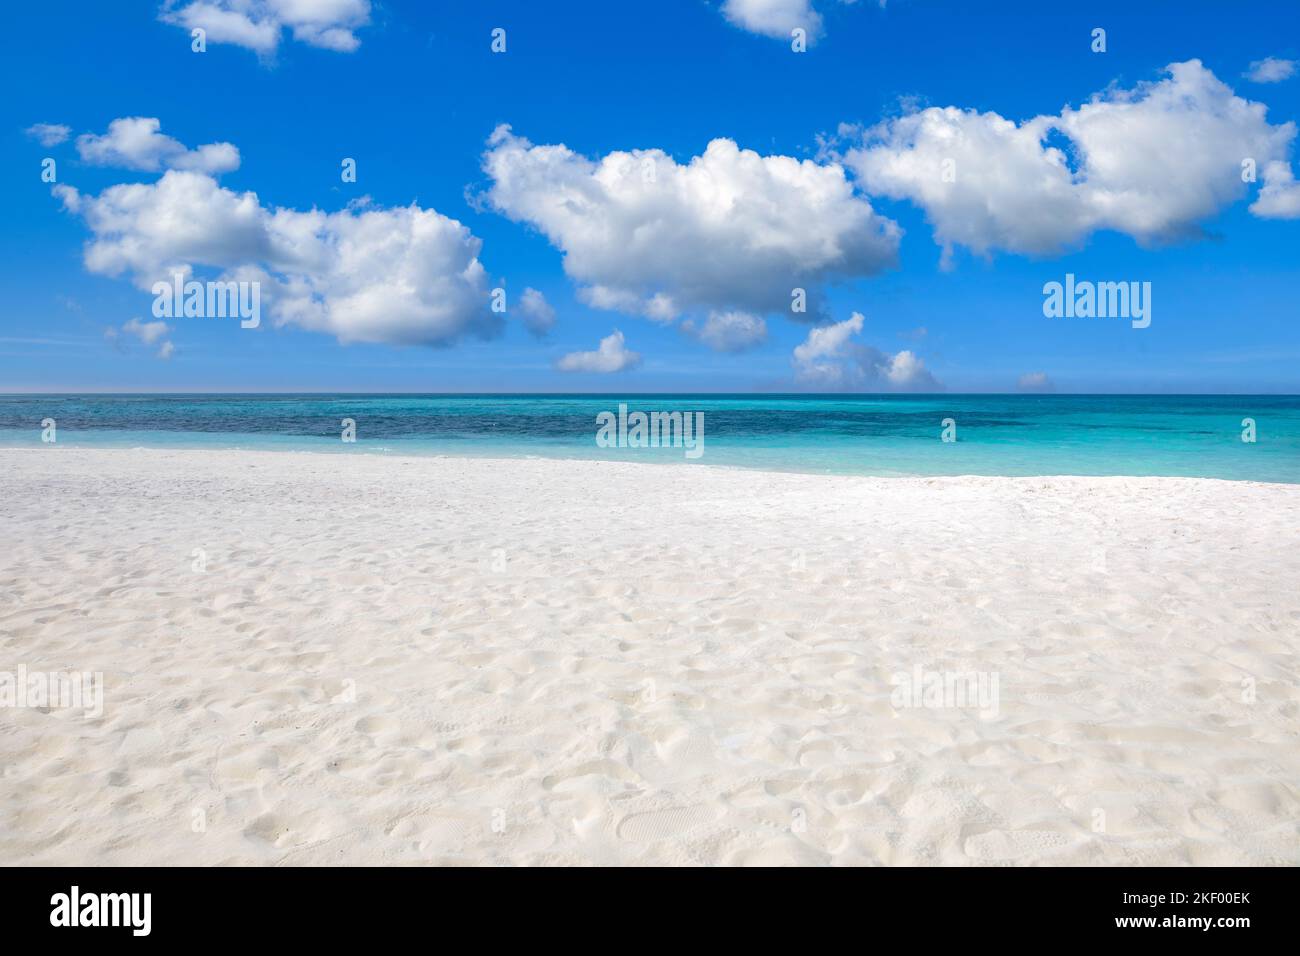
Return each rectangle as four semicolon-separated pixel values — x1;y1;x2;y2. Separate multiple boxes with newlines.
1;447;1297;866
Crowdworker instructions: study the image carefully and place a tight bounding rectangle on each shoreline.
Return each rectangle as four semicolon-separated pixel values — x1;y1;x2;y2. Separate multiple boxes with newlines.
2;443;1297;488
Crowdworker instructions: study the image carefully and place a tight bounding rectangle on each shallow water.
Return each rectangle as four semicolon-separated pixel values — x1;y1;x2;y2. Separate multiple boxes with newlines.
2;393;1297;483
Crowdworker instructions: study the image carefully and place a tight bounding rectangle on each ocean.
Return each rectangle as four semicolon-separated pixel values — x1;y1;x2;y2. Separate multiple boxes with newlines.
2;394;1297;483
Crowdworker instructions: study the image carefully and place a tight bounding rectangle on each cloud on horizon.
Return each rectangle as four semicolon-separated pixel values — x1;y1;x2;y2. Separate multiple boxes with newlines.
792;312;941;390
1017;371;1054;392
555;329;641;373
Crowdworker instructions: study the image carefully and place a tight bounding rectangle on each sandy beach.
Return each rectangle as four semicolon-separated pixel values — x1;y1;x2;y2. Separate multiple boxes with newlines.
1;447;1297;866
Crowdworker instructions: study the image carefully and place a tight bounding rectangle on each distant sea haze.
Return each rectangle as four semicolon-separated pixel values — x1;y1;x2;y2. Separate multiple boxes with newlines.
2;394;1297;484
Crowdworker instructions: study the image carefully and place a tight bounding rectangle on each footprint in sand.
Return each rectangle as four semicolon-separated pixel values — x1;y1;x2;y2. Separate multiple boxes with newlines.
616;804;720;843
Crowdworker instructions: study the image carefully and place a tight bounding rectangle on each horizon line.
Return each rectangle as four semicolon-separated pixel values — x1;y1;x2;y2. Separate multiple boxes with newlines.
3;391;1300;399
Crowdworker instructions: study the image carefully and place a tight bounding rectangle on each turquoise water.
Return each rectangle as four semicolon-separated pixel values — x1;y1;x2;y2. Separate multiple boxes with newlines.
2;394;1297;483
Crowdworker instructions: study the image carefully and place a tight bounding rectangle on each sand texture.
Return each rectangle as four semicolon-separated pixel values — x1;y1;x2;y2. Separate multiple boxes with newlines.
1;448;1297;865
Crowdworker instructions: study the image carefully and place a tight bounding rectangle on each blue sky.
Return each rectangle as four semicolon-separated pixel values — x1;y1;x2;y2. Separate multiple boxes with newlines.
2;0;1298;392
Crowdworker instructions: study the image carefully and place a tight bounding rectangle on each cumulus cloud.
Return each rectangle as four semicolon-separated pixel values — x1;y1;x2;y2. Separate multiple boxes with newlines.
518;287;556;337
1250;161;1300;219
793;312;863;375
844;61;1299;261
56;169;497;347
555;330;641;373
681;310;767;352
160;0;372;55
1017;371;1054;392
1245;57;1296;84
721;0;823;42
482;126;899;327
26;123;71;147
77;117;240;174
107;317;175;359
791;312;941;390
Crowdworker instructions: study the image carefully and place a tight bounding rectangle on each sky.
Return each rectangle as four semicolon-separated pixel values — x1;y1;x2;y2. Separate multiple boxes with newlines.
2;0;1298;393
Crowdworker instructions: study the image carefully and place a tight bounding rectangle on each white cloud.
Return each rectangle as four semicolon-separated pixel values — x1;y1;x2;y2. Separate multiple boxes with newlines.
845;61;1299;260
792;312;941;390
518;287;556;337
720;0;882;43
108;318;176;359
57;170;497;347
77;117;240;174
555;330;641;373
682;310;767;352
1250;161;1300;219
122;317;171;344
160;0;372;55
1017;371;1053;392
1245;57;1296;84
577;285;679;323
847;109;1081;261
26;123;71;147
792;311;865;372
721;0;822;42
482;126;899;325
